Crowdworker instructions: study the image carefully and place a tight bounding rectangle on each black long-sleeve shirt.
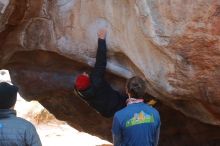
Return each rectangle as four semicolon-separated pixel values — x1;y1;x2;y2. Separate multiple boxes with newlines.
79;39;127;117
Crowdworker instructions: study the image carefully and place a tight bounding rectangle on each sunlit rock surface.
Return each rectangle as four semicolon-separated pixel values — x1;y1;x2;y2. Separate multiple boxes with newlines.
0;0;220;145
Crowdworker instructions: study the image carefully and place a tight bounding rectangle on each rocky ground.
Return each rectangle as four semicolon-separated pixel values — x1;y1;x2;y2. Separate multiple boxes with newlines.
15;97;112;146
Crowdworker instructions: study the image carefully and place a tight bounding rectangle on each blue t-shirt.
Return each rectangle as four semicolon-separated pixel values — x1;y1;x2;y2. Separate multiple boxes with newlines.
112;102;161;146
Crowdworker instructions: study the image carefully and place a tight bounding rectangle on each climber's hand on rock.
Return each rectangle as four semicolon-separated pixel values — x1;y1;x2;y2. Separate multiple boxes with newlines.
98;28;107;40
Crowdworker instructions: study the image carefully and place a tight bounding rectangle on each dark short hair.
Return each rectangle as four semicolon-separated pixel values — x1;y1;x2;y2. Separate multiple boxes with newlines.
126;76;146;99
0;82;18;109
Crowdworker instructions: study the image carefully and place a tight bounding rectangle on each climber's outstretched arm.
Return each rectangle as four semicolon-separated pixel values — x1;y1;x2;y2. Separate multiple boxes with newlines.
91;29;107;87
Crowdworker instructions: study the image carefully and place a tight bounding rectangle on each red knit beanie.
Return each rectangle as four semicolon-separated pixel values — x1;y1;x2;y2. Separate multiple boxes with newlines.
75;74;91;91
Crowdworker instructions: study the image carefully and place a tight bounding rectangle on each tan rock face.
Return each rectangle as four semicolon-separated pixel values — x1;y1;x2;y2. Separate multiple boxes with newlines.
1;0;220;144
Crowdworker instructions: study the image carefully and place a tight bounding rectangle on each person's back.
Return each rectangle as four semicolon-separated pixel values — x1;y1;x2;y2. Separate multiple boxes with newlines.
0;109;41;146
0;82;42;146
113;102;160;146
112;76;161;146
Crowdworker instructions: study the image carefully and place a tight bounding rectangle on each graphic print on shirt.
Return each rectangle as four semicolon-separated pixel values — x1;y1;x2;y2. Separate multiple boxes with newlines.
126;111;154;127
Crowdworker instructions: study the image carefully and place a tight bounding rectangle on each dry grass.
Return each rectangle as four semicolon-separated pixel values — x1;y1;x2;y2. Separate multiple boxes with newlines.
32;109;64;124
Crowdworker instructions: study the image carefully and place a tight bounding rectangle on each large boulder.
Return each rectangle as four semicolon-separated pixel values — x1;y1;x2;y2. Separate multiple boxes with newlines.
0;0;220;145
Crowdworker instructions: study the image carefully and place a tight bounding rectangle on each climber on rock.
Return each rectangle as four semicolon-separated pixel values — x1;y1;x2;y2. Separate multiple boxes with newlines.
73;28;128;118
